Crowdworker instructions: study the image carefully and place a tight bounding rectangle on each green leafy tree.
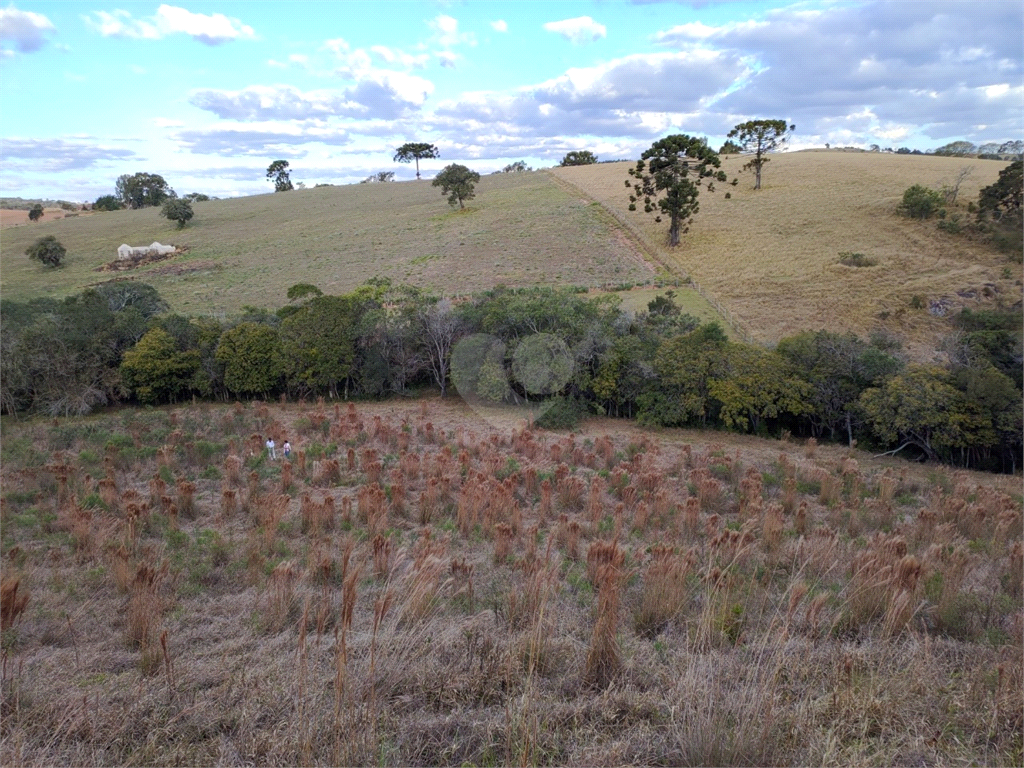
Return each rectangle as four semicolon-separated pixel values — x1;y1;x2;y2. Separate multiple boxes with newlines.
726;119;795;189
560;150;598;166
626;134;727;246
393;142;439;179
977;159;1022;225
279;295;362;398
161;198;194;228
361;171;395;183
183;192;211;203
709;346;811;433
934;141;977;157
899;184;944;219
120;327;202;404
26;235;65;268
858;366;991;462
638;323;730;426
115;172;174;209
93;194;123;211
215;322;283;397
266;160;293;192
777;330;902;444
432;164;480;209
718;140;742;155
27;204;43;222
502;161;530;173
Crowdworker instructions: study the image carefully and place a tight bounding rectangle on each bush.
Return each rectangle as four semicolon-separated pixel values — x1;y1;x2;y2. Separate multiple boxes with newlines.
93;195;122;211
534;396;585;430
26;235;66;267
899;184;944;220
162;198;194;229
838;251;877;267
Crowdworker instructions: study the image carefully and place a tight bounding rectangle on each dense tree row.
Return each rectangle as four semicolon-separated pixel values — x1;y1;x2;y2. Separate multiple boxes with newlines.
2;280;1019;472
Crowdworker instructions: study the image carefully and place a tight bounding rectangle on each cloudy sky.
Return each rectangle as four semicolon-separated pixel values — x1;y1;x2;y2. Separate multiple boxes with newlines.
1;1;1021;200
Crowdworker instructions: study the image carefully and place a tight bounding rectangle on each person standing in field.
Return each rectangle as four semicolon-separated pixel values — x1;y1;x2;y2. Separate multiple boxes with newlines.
283;440;291;459
266;437;276;460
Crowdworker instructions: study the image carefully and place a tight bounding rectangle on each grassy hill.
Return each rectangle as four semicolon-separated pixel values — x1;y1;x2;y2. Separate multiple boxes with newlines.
0;172;661;317
554;151;1021;356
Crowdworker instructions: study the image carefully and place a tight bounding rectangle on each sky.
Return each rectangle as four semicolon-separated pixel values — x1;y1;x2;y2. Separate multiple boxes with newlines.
0;0;1021;201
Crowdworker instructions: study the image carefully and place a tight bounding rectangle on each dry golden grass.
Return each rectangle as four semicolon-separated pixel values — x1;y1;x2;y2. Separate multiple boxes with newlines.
554;152;1022;356
1;398;1021;766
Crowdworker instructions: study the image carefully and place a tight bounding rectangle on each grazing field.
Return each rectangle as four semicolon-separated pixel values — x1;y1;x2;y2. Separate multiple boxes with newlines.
1;399;1021;766
554;152;1022;355
0;173;657;317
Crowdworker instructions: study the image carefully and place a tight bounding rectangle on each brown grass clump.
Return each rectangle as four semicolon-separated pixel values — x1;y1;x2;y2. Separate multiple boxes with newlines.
266;559;298;632
584;562;624;688
373;534;393;580
634;545;696;637
1;574;30;627
493;523;514;565
175;479;196;519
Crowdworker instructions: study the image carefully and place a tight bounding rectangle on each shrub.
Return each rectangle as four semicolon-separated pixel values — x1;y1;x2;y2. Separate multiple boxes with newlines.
534;397;585;431
899;185;944;220
26;235;66;267
162;198;194;229
838;251;878;267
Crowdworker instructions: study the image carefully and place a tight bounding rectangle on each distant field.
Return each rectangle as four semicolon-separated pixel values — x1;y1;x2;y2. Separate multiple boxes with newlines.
1;207;79;227
0;173;656;316
554;152;1021;354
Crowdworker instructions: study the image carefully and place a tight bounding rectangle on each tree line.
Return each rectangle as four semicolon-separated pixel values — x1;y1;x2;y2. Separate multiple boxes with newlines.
2;280;1019;473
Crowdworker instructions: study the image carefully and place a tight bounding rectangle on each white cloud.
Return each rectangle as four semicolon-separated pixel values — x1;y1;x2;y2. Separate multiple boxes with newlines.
429;14;474;47
190;73;434;122
437;51;458;69
0;5;55;54
542;16;606;45
0;137;136;171
85;4;255;45
491;20;508;33
175;123;352;156
370;45;429;69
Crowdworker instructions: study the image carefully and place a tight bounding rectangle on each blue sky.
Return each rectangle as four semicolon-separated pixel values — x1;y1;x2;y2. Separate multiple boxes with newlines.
1;1;1021;200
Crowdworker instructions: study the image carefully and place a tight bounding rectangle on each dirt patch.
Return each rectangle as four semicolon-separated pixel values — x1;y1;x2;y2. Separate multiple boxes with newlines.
147;259;220;276
1;208;70;228
95;245;191;272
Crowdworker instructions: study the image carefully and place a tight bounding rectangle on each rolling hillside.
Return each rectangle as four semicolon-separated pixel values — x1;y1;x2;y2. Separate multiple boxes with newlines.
0;172;659;316
2;152;1018;356
554;151;1021;356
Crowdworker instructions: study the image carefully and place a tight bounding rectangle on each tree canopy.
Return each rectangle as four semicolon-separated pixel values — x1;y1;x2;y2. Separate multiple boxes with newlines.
560;151;598;166
93;195;122;211
115;172;175;209
393;142;439;179
26;235;65;268
626;135;727;246
266;160;293;192
432;164;480;209
27;204;43;222
978;160;1022;225
162;198;194;229
727;120;795;189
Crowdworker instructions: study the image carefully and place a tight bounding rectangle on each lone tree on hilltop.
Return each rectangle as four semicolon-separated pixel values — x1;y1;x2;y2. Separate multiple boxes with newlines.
626;134;728;247
727;119;795;189
560;150;597;166
394;142;439;179
162;198;194;229
116;172;175;209
432;164;480;209
266;160;293;192
26;235;66;268
27;204;44;222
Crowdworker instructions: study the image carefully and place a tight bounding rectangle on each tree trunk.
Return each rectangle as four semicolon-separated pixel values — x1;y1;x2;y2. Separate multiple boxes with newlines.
415;158;421;179
668;215;681;247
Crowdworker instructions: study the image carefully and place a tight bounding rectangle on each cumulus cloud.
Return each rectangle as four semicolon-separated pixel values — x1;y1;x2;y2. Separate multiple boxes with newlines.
0;138;136;171
491;20;508;33
370;45;429;69
191;74;433;122
434;50;745;140
85;4;255;45
655;0;1024;143
543;16;606;45
175;123;351;156
429;14;474;48
0;6;56;54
